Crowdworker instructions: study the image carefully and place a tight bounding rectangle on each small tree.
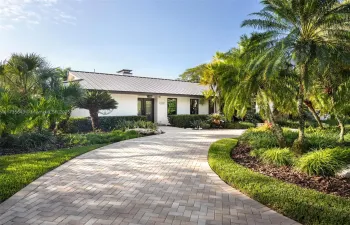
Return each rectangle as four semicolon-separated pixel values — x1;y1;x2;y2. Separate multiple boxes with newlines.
77;90;118;131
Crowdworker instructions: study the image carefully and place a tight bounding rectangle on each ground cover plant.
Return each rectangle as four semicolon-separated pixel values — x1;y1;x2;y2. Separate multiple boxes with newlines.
208;138;350;225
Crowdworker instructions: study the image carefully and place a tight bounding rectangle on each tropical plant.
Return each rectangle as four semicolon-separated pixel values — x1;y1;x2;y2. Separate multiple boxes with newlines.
56;67;71;81
178;64;206;82
76;90;118;131
0;53;58;104
241;0;350;151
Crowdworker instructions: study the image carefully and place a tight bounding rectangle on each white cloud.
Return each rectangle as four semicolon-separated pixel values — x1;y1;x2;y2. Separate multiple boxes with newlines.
0;24;15;30
0;0;79;29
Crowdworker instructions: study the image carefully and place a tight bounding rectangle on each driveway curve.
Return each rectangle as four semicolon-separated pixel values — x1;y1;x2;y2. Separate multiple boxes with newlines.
0;127;299;225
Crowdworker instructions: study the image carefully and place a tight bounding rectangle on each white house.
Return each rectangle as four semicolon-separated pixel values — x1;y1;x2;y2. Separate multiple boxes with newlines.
68;70;216;124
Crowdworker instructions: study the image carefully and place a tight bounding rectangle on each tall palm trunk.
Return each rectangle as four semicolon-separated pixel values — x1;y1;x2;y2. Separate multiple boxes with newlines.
293;64;307;154
335;115;345;143
304;100;324;129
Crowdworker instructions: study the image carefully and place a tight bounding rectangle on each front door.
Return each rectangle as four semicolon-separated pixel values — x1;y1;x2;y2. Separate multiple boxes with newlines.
138;98;154;122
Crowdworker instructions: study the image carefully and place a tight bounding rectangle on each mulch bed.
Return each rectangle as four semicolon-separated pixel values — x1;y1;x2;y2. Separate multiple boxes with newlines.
231;143;350;198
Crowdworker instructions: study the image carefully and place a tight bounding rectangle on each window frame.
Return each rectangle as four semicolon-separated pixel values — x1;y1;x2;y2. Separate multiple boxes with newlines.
190;99;199;115
167;98;177;116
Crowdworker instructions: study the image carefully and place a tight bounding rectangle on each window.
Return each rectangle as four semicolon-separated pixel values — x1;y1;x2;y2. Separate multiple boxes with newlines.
209;100;215;114
167;98;177;115
190;99;199;114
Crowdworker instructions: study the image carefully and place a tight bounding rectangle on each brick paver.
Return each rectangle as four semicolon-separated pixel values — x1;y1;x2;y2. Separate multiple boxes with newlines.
0;127;300;225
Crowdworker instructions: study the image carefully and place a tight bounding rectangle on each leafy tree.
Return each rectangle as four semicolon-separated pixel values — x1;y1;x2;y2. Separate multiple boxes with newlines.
242;0;350;152
77;90;118;131
1;53;58;105
220;35;296;148
56;67;71;81
179;64;206;82
311;50;350;142
0;89;26;137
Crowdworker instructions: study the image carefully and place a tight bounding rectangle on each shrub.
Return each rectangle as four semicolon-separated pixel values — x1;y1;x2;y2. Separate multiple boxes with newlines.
260;148;295;166
168;115;209;128
305;127;341;150
208;139;350;225
190;120;202;130
240;128;279;149
63;130;140;146
250;148;268;158
296;148;348;176
200;121;211;129
62;116;147;133
224;122;255;129
0;131;56;154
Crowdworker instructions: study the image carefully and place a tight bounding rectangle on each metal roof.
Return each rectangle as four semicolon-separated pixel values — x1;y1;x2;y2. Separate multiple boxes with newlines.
69;70;208;96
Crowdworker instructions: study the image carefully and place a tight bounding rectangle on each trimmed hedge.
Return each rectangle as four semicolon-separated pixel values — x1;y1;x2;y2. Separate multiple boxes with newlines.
168;115;209;128
62;116;147;133
208;138;350;225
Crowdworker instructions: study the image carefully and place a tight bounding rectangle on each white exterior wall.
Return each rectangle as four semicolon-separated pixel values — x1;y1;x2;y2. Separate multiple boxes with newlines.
71;93;139;117
71;93;210;125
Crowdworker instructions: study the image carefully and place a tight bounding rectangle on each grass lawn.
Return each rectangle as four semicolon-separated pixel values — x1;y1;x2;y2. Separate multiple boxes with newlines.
0;144;105;202
208;138;350;225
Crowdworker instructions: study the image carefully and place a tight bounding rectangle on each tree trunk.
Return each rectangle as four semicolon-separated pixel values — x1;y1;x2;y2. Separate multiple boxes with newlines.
336;115;345;143
261;91;286;148
267;102;286;148
304;100;324;129
89;109;99;131
293;64;307;154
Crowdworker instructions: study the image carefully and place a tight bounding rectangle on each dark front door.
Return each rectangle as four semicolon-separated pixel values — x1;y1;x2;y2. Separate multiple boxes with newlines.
138;98;154;122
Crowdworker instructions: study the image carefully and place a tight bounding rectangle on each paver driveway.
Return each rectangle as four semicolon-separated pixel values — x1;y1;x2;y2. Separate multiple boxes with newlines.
0;127;299;225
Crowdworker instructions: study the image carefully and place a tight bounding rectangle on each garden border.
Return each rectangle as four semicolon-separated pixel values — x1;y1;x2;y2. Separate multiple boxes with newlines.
208;138;350;225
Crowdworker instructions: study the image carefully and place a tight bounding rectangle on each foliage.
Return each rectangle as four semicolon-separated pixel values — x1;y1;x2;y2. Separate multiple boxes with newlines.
63;130;140;147
190;120;202;130
296;148;350;176
208;138;350;225
224;121;255;129
178;64;206;82
168;115;209;128
76;90;118;130
240;128;279;149
260;148;296;167
62;116;148;133
0;144;105;202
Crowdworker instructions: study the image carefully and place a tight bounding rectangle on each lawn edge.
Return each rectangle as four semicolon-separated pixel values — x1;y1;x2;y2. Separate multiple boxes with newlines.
208;138;350;225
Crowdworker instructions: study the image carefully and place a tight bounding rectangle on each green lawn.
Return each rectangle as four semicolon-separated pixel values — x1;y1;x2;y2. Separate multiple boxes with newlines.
208;138;350;225
0;144;105;202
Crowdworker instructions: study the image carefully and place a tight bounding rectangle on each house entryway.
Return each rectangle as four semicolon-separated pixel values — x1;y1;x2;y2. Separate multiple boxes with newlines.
137;98;154;122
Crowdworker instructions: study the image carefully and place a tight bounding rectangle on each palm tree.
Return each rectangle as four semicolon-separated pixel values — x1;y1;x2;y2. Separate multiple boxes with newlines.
77;90;118;131
56;67;71;81
179;64;206;82
311;50;350;142
220;35;296;148
1;53;58;104
242;0;350;152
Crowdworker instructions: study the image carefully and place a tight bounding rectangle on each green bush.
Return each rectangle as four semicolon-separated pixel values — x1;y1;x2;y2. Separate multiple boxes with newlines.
168;115;209;128
0;131;56;154
64;130;140;146
305;127;341;150
224;121;255;129
62;116;147;133
260;148;295;166
208;139;350;225
296;148;350;176
240;128;279;149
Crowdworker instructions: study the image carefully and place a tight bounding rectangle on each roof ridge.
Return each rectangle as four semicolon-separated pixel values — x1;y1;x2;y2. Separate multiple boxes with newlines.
69;70;200;84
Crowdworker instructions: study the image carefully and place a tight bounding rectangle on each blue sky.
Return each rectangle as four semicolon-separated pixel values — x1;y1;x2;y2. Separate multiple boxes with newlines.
0;0;262;79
